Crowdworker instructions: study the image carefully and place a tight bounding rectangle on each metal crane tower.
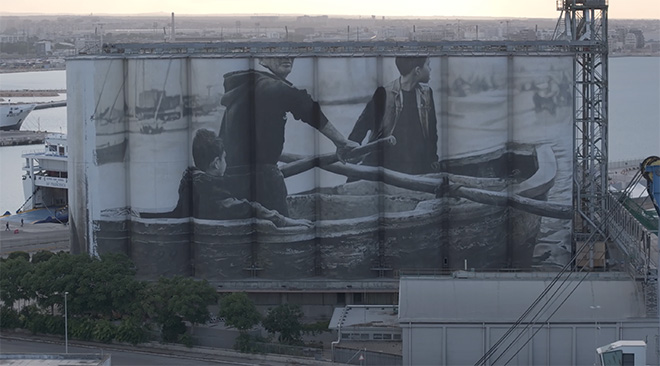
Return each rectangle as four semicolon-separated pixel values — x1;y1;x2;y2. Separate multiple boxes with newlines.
556;0;658;320
554;0;609;249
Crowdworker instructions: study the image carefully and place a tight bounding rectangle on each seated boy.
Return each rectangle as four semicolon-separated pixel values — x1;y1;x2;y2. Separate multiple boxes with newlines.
143;129;311;228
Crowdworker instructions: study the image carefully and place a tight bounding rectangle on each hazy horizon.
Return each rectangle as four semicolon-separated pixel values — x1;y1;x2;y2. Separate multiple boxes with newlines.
1;0;658;20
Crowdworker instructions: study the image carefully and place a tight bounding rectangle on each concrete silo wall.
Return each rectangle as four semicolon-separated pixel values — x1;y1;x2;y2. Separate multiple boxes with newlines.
67;54;574;281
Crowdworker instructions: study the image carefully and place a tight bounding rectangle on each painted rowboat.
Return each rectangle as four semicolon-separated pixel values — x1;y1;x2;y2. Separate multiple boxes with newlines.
101;142;563;280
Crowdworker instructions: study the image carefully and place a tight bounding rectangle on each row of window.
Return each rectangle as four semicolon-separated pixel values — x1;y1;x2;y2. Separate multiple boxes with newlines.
343;332;402;341
248;292;397;306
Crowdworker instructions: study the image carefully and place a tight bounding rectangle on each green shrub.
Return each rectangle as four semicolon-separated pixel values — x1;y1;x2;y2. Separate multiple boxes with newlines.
31;250;55;264
42;314;64;335
70;317;96;341
178;333;194;348
302;320;331;336
115;317;147;345
92;319;116;343
7;251;30;262
0;306;21;329
161;316;186;343
234;333;267;354
20;305;46;334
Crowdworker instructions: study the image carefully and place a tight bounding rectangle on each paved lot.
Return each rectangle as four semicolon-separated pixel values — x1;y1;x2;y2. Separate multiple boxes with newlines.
0;222;69;255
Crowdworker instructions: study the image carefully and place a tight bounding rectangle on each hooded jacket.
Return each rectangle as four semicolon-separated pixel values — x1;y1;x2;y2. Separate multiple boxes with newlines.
219;70;329;168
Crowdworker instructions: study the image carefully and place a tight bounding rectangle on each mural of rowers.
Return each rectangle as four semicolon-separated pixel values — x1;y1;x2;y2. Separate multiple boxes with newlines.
142;128;311;227
219;57;359;216
348;56;440;175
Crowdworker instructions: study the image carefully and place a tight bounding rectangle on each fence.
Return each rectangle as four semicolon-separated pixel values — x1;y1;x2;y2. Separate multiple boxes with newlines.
333;346;402;366
251;342;324;359
605;191;657;279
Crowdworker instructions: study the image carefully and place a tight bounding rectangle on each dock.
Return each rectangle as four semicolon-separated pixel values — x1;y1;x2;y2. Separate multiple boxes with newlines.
0;222;69;256
0;130;48;146
0;89;65;98
1;207;70;255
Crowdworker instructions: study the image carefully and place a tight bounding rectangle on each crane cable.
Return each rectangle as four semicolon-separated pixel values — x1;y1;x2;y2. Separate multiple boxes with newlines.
476;169;645;366
500;200;642;366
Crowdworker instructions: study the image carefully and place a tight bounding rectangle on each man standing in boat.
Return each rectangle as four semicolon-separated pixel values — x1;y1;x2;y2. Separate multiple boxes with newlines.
219;57;359;216
348;57;440;175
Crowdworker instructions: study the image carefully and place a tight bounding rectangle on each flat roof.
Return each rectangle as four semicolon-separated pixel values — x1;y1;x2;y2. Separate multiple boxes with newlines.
329;305;399;330
597;340;647;353
398;273;645;323
74;40;593;58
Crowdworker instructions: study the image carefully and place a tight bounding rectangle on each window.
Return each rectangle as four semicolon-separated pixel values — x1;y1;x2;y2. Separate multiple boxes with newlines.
337;293;345;305
622;353;635;366
353;293;363;304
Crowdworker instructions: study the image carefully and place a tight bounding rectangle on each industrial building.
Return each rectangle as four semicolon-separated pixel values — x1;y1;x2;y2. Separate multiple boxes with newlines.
65;0;659;364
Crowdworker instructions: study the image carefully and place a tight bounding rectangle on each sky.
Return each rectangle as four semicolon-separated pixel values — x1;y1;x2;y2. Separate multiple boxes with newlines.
1;0;659;19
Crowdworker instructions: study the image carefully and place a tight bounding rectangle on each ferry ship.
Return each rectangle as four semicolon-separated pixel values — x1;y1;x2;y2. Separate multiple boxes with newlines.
0;103;36;131
19;133;68;223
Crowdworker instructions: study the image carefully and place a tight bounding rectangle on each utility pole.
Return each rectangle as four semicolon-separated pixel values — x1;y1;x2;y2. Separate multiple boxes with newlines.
64;291;69;353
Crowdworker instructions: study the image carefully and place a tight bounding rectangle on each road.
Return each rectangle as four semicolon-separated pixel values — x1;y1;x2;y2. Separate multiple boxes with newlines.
0;336;334;366
0;337;224;365
0;337;259;366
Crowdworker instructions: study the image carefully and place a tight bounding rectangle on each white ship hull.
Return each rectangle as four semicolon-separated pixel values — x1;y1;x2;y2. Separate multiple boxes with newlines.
1;104;36;131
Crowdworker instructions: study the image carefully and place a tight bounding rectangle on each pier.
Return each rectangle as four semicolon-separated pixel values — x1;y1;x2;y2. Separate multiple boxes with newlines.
0;130;48;146
0;89;65;98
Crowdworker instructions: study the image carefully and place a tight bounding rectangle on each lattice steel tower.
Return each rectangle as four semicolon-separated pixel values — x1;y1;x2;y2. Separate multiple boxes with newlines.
554;0;609;246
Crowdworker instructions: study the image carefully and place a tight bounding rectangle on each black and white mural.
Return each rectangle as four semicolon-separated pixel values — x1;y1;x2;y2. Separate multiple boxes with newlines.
68;55;573;279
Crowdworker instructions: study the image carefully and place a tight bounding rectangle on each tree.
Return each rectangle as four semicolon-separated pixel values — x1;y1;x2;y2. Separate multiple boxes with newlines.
75;253;144;318
142;276;219;342
7;251;30;262
0;41;33;55
23;252;92;313
0;256;33;308
31;250;55;264
21;252;143;319
218;292;261;332
262;304;304;345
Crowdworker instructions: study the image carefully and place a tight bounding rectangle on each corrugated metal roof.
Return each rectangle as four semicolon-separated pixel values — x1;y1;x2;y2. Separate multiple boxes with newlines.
329;305;399;329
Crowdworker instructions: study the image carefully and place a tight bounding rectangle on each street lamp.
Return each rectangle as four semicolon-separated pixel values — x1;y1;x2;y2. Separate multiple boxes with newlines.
64;291;69;354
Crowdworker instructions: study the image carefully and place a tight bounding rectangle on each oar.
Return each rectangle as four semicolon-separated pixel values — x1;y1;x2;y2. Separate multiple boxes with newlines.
320;162;573;220
280;136;396;178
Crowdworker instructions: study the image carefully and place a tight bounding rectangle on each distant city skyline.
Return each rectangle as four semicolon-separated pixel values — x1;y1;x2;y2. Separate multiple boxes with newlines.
1;0;659;19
